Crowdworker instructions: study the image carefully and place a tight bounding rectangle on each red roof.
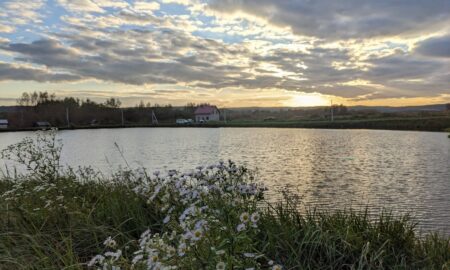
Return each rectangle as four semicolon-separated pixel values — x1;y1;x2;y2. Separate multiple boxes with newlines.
194;105;218;115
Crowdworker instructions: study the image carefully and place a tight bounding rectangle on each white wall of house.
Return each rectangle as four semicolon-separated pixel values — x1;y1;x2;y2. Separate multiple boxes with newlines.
195;110;220;122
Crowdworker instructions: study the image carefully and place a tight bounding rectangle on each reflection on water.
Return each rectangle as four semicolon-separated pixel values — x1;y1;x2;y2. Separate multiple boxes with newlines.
0;128;449;234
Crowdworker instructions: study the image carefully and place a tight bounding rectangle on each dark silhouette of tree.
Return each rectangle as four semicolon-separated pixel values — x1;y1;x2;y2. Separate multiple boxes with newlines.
104;98;122;108
446;103;450;111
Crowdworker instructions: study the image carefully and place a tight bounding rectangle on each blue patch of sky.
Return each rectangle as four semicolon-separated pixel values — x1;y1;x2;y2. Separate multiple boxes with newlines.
385;41;409;51
0;54;14;63
43;0;65;27
157;2;191;16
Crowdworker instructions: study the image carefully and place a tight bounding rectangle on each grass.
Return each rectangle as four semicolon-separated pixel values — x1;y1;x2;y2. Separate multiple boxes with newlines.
217;116;450;132
0;132;449;269
2;116;450;133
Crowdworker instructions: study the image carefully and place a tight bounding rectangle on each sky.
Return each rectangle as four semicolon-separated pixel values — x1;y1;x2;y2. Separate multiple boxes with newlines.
0;0;449;108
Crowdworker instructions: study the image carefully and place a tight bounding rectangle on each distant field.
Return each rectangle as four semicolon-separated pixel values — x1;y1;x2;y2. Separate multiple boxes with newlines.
213;116;450;132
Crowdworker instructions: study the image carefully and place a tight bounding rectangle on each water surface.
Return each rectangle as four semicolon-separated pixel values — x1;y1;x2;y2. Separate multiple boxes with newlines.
0;128;449;234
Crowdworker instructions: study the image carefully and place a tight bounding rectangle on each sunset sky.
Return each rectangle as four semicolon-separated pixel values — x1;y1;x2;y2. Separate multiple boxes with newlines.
0;0;449;107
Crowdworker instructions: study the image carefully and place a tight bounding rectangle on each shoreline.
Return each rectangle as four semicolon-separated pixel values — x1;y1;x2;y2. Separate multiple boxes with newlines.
1;116;449;133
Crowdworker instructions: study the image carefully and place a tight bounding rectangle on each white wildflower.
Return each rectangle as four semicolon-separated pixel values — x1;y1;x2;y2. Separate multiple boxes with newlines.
236;223;246;232
103;236;117;248
163;215;171;224
105;250;122;260
192;228;203;241
166;246;176;258
250;212;260;223
132;254;144;265
272;265;283;270
88;255;105;267
243;253;255;258
216;261;226;270
178;243;187;256
240;212;250;223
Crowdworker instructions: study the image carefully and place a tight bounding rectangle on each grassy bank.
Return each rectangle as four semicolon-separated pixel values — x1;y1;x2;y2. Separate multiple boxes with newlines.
1;116;450;133
0;133;449;269
216;116;450;132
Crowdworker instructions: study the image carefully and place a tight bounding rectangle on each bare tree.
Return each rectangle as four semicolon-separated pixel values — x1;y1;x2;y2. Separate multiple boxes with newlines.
104;98;122;108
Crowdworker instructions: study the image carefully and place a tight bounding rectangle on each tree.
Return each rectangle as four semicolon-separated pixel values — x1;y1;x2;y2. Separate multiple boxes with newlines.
104;98;122;108
17;92;31;106
446;103;450;111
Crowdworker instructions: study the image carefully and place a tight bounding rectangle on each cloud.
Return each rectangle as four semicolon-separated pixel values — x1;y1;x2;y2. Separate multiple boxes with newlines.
0;62;82;82
0;0;46;25
415;35;450;58
208;0;450;39
133;1;160;12
0;0;449;104
57;0;104;13
95;0;129;8
0;25;15;33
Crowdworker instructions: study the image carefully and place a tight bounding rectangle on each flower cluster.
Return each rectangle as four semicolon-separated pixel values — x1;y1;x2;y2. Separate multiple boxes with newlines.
89;161;282;269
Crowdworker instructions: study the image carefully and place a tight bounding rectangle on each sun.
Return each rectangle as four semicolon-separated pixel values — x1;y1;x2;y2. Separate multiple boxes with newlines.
287;93;330;107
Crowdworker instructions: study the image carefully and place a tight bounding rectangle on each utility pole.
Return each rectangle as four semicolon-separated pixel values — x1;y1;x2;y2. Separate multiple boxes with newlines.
330;100;334;122
151;110;158;125
121;109;124;126
66;107;70;128
20;110;24;128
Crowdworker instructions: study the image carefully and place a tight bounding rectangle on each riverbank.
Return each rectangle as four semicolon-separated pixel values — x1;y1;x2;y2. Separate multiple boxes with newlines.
1;115;450;133
0;133;449;269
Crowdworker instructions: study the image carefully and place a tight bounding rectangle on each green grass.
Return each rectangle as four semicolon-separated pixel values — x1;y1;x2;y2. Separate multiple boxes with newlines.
0;132;449;269
1;176;449;269
0;177;163;269
217;116;450;132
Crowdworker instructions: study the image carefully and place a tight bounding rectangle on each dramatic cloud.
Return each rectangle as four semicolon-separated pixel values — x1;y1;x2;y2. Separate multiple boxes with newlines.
0;0;449;106
208;0;450;39
415;35;450;58
0;62;82;82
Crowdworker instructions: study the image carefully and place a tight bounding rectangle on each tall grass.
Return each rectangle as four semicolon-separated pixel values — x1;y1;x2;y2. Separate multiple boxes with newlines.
0;132;449;269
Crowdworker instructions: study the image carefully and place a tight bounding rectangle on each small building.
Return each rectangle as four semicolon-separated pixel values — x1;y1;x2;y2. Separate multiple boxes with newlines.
33;121;51;129
194;105;220;123
0;119;8;129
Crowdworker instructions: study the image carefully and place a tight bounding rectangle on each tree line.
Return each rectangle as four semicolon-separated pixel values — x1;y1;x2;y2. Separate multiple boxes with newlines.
3;92;202;128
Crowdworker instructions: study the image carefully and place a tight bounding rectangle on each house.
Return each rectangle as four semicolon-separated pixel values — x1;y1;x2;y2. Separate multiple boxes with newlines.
194;105;220;122
0;119;8;129
33;121;51;129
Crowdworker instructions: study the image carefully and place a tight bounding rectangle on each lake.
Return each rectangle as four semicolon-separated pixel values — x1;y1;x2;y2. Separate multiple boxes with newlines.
1;127;449;234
